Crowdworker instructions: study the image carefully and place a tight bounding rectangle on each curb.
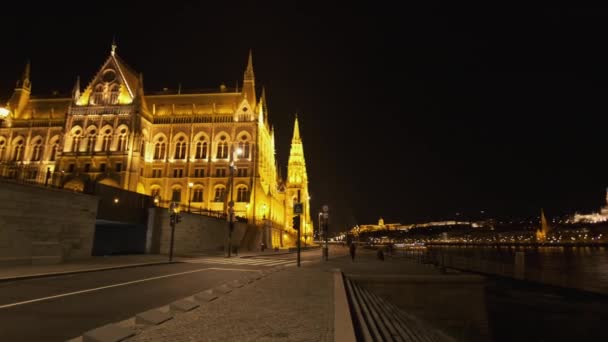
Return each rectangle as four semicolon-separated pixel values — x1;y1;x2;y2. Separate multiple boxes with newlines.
69;265;289;342
333;269;357;342
238;247;321;258
0;261;180;283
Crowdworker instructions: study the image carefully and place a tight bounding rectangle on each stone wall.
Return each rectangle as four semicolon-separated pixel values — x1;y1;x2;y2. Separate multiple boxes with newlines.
0;180;98;264
148;208;254;255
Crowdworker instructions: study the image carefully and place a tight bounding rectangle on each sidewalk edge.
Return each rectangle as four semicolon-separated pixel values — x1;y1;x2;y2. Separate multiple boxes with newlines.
333;269;357;342
0;261;179;282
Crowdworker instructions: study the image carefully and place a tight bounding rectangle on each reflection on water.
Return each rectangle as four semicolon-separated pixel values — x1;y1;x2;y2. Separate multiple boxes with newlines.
429;246;608;294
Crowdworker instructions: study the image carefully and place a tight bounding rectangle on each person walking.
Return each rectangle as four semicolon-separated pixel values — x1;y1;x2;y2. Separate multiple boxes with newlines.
349;243;357;262
377;248;385;261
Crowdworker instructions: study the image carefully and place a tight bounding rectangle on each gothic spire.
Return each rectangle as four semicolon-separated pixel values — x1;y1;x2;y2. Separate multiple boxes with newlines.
242;49;256;108
16;61;31;90
291;114;301;143
72;75;81;101
244;49;254;81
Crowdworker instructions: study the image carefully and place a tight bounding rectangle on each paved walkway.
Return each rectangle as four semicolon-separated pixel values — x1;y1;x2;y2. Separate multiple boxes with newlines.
129;264;334;342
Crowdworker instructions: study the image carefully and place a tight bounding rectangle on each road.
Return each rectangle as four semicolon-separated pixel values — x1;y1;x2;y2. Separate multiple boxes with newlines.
0;249;328;342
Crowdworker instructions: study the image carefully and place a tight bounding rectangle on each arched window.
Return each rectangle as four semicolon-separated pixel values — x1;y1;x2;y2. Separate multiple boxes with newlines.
171;188;182;202
174;136;186;159
87;131;96;153
214;187;225;202
238;135;250;158
237;186;248;202
31;139;42;161
216;136;228;159
49;141;59;161
192;188;203;202
150;187;161;198
109;84;120;104
92;84;104;105
118;128;127;151
72;134;81;152
101;129;112;152
195;138;207;159
13;140;24;161
0;139;6;161
154;137;166;160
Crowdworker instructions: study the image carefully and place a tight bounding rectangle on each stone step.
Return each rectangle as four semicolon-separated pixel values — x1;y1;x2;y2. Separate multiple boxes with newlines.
345;277;456;342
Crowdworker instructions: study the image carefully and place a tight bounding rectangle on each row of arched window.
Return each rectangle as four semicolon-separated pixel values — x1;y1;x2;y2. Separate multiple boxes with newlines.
151;134;251;161
150;185;249;203
0;136;60;162
68;126;129;153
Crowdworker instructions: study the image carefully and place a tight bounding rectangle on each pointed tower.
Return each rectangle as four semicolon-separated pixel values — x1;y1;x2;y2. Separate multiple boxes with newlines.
242;49;256;109
536;208;549;242
72;76;81;102
287;115;311;240
8;62;32;119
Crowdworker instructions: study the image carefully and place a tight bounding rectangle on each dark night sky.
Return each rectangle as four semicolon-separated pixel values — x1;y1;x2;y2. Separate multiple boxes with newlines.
2;3;608;232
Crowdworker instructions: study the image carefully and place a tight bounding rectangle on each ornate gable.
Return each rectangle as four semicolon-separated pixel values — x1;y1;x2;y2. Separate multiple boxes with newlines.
76;48;140;106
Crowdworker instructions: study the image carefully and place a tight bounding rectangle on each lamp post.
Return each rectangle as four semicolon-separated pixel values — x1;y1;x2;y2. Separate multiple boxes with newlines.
188;182;194;213
227;146;243;258
169;201;181;262
322;205;329;261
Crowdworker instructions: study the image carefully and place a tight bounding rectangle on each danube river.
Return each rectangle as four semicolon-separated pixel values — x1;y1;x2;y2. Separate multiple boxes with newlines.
425;245;608;294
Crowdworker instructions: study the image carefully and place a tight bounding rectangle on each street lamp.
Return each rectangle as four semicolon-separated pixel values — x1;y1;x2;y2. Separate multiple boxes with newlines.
227;146;243;258
0;107;9;120
188;182;194;212
0;107;9;129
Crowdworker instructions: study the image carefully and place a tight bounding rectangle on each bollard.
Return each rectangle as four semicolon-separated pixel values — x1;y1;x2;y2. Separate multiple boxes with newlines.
514;251;525;280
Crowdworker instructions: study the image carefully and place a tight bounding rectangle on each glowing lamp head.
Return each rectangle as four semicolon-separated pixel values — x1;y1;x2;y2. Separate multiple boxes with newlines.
0;107;10;119
113;198;119;204
188;182;194;188
235;147;243;156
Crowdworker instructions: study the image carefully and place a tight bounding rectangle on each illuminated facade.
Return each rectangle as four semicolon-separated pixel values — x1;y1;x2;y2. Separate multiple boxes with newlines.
572;188;608;224
0;45;311;248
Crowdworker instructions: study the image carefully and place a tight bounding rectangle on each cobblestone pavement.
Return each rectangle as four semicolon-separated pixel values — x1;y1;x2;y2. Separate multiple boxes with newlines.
129;265;334;342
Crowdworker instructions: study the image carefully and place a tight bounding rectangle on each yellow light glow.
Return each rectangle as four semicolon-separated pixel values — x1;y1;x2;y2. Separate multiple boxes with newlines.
0;107;9;118
188;182;194;188
113;198;119;204
117;85;133;104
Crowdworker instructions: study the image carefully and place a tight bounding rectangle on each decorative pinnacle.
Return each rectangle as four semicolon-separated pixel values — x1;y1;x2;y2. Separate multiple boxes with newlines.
111;37;117;57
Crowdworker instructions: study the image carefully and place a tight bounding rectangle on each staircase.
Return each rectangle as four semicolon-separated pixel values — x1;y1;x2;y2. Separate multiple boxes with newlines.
344;276;456;342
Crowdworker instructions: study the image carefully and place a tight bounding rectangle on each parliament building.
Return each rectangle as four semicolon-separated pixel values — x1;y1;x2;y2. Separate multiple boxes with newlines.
0;45;312;248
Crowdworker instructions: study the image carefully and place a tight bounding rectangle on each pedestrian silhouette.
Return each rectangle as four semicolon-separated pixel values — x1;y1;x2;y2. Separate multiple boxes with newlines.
349;243;357;261
377;248;384;261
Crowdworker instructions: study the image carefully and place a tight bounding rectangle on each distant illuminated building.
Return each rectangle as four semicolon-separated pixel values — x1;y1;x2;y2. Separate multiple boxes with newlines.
350;217;476;234
572;188;608;223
